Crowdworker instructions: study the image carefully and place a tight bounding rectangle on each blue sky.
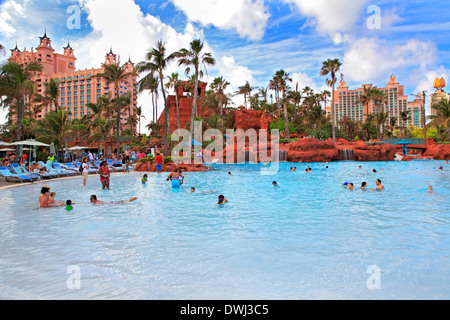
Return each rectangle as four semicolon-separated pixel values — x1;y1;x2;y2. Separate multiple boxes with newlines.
1;0;449;123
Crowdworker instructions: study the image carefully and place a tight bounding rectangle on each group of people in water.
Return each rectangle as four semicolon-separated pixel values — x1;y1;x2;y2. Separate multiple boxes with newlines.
38;184;138;210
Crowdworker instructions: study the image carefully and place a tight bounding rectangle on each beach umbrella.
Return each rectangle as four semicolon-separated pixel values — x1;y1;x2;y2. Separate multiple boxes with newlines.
396;140;412;145
69;146;88;151
10;139;51;147
0;141;11;146
0;148;15;152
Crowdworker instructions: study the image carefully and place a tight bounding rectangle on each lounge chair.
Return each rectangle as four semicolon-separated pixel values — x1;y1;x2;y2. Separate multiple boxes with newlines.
38;161;61;178
107;159;124;172
0;166;33;183
11;163;40;181
45;161;69;177
54;162;78;176
22;164;53;180
65;162;81;174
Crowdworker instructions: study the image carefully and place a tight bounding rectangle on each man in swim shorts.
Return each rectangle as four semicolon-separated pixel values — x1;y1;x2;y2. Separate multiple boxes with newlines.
155;153;163;174
376;179;385;190
90;195;138;205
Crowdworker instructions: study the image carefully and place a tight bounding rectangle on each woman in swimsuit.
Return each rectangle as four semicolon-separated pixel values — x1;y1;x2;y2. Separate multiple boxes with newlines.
98;161;111;190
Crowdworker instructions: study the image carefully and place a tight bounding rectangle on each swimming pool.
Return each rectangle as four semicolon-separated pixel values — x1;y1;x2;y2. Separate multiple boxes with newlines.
0;161;449;299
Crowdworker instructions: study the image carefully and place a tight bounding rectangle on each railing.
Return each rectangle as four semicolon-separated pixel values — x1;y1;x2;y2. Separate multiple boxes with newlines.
382;138;427;145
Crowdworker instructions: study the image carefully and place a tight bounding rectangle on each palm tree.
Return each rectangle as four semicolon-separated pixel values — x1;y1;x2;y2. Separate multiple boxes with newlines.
34;78;60;112
96;61;134;155
427;99;450;141
375;111;390;139
165;72;181;130
138;72;159;123
210;76;230;130
146;121;162;136
359;85;373;121
137;40;178;156
0;61;43;159
320;59;342;142
33;108;72;160
236;81;256;109
88;116;114;157
177;39;216;156
287;84;302;125
0;44;5;56
400;110;412;137
273;70;292;139
135;106;146;136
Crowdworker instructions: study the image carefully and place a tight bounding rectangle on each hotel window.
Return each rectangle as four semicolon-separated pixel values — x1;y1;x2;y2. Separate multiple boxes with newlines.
74;102;78;106
61;103;65;107
74;97;78;101
61;87;65;92
81;102;84;106
87;90;91;95
97;89;101;94
68;77;72;81
97;78;101;82
61;98;65;102
74;76;78;80
81;75;85;79
80;91;85;96
97;84;101;88
67;92;71;96
74;86;78;90
81;96;84;101
74;91;78;96
67;97;71;102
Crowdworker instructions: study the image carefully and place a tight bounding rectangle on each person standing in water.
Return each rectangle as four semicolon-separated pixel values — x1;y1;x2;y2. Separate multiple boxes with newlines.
376;179;385;190
98;161;111;190
218;195;228;205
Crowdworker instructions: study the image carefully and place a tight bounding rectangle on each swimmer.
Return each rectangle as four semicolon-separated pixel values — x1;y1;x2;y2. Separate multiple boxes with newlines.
90;195;138;205
308;168;312;173
142;174;148;184
343;182;349;189
65;200;74;212
360;182;367;190
373;169;385;173
228;172;233;176
218;195;228;205
272;181;280;189
348;183;355;190
439;166;443;170
359;165;362;169
191;187;217;194
375;179;385;190
428;186;434;193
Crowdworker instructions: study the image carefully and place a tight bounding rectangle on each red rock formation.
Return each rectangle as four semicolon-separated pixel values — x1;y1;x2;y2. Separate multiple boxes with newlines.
423;144;450;160
287;138;338;163
233;108;275;132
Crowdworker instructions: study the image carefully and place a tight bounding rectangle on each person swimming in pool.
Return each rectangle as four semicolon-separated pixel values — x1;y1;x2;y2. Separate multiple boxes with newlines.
217;195;228;205
375;179;385;190
191;187;217;194
360;182;368;190
427;186;434;193
90;195;138;205
142;174;148;184
272;181;280;189
65;200;74;212
167;170;184;188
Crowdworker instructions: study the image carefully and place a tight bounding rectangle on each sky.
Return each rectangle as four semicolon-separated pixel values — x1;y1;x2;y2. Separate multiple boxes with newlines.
1;0;449;130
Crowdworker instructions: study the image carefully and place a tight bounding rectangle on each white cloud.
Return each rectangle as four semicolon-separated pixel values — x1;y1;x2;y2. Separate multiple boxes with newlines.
341;37;438;83
170;0;270;40
283;0;369;38
0;0;28;37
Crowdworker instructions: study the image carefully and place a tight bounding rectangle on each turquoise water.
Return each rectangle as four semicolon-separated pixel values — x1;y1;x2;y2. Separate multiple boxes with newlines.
0;161;449;299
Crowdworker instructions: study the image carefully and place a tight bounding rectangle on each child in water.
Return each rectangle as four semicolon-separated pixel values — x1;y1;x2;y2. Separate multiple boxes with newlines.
65;200;74;212
273;181;280;189
142;174;148;184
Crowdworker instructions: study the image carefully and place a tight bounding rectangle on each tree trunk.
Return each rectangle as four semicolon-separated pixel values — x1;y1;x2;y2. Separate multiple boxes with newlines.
116;85;121;155
283;89;290;140
189;68;199;159
176;91;180;130
14;96;25;162
160;73;169;157
331;85;336;143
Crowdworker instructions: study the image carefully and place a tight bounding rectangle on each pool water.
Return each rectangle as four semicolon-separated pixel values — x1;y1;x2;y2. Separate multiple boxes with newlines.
0;161;449;299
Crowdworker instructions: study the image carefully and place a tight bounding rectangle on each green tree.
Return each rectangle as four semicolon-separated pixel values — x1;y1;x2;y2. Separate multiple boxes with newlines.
33;108;72;160
0;61;43;159
96;61;134;155
427;99;450;141
165;72;181;130
137;40;179;156
177;39;216;156
320;58;342;143
210;76;230;130
236;81;257;109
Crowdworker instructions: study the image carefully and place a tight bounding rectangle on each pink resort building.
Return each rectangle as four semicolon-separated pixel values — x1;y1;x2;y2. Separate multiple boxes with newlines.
326;75;426;128
8;31;138;131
